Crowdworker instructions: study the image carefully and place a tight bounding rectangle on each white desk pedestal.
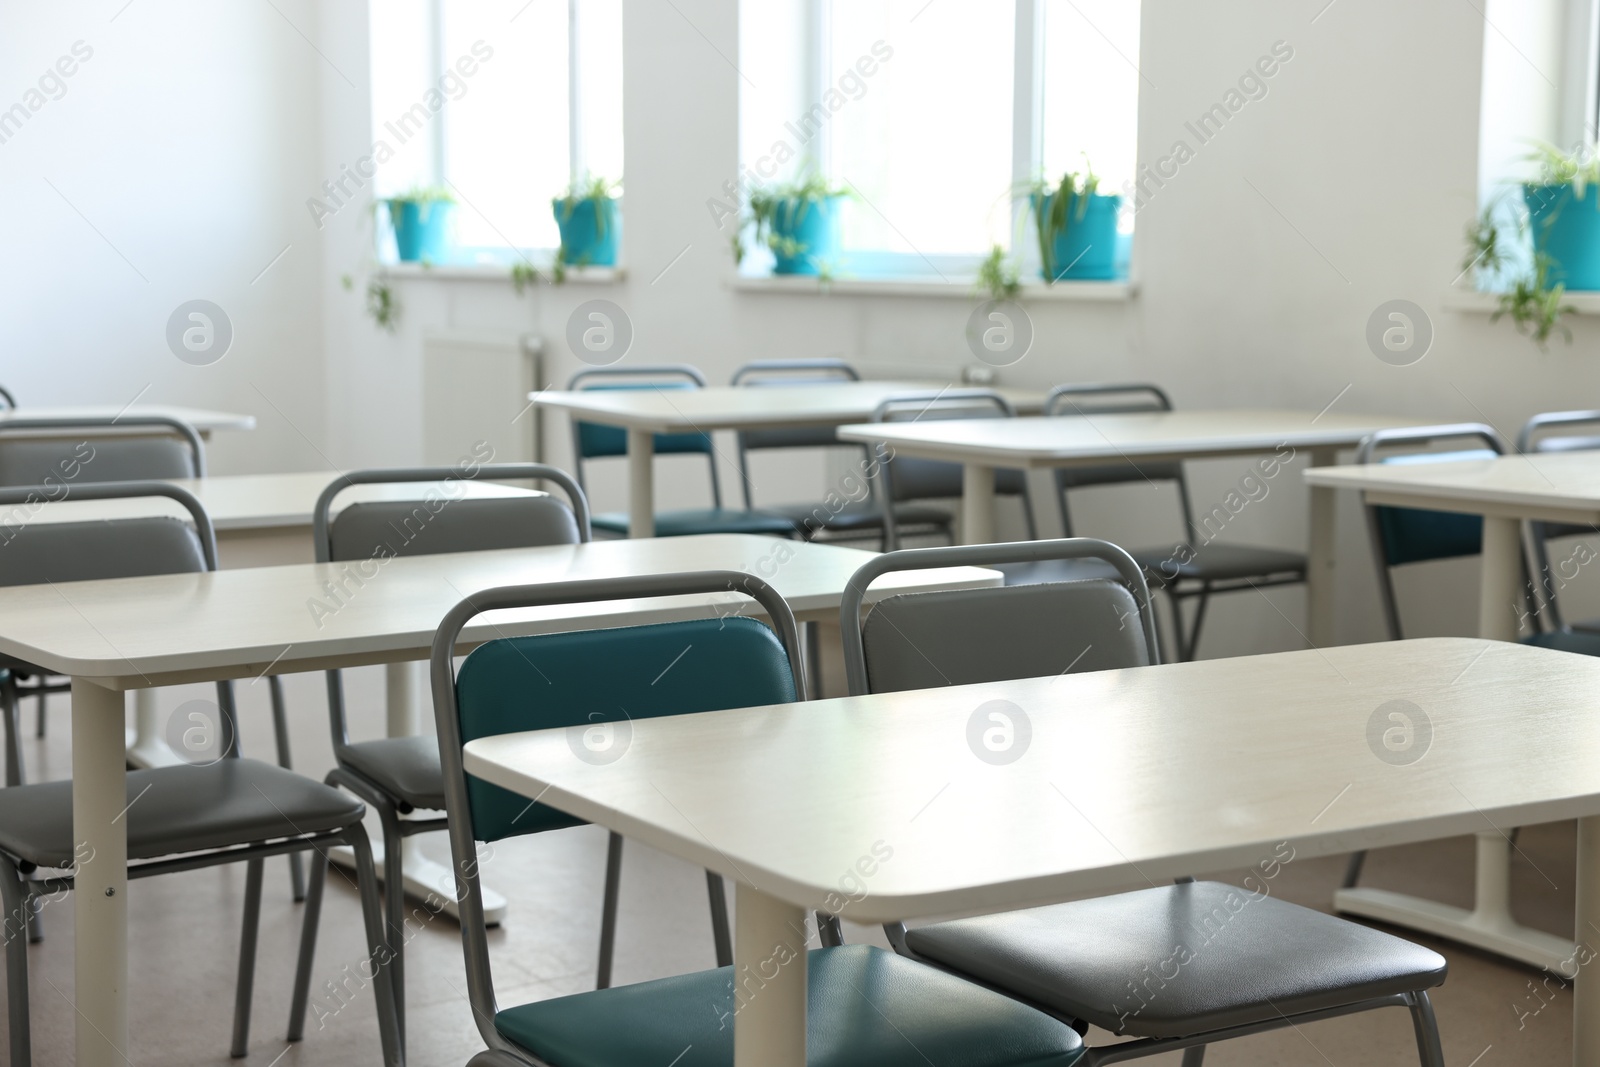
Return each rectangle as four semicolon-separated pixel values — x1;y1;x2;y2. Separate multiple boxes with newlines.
329;661;507;924
73;679;130;1067
960;464;995;545
735;885;807;1067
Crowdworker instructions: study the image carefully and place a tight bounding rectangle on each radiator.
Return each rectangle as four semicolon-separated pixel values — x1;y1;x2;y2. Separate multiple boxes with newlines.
420;330;543;465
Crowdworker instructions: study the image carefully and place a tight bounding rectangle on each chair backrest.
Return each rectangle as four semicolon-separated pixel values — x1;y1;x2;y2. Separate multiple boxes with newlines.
0;481;239;753
0;416;205;487
429;572;804;1042
1044;382;1189;536
312;464;591;564
566;364;719;506
1517;410;1600;454
1355;424;1509;641
870;389;1017;504
0;386;15;411
732;359;862;506
840;538;1160;695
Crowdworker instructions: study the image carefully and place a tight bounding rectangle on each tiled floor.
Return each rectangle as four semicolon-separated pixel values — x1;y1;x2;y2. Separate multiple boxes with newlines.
0;666;1576;1065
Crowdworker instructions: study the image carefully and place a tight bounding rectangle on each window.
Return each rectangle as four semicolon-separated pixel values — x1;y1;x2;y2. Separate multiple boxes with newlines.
737;0;1140;279
368;0;623;260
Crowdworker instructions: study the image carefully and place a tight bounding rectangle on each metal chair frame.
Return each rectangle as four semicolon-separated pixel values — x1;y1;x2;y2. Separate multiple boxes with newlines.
1516;410;1600;631
566;364;725;506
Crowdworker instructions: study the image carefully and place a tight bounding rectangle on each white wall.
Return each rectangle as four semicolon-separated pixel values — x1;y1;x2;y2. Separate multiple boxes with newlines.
0;0;329;474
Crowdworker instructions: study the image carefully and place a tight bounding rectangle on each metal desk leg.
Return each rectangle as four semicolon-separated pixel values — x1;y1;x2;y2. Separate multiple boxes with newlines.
73;678;130;1066
734;883;807;1067
960;463;996;545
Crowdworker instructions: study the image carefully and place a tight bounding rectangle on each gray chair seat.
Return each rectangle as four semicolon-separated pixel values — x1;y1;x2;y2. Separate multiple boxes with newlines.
591;507;799;537
337;735;446;811
1129;543;1308;586
495;944;1085;1066
760;500;953;534
0;760;364;868
905;881;1448;1039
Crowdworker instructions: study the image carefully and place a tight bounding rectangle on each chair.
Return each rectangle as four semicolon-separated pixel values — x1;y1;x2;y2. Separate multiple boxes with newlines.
1517;410;1600;632
0;482;398;1067
730;359;952;546
567;364;800;538
0;386;15;410
838;537;1450;1067
871;390;1037;551
427;570;1090;1067
1037;383;1306;662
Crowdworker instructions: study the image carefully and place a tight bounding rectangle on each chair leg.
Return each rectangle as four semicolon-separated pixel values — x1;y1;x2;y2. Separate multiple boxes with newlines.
287;845;328;1041
1179;1045;1207;1067
376;803;407;1047
707;870;733;968
1342;850;1367;889
804;621;823;700
229;858;265;1058
597;831;623;988
33;689;45;739
3;673;23;787
344;828;404;1067
1184;587;1212;662
0;857;32;1067
1161;588;1189;664
1407;990;1446;1067
267;676;306;902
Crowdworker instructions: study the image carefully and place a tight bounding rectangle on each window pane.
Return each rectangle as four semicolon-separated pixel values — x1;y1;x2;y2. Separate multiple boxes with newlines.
369;0;436;197
441;0;570;249
576;0;625;185
828;0;1015;257
1041;0;1141;190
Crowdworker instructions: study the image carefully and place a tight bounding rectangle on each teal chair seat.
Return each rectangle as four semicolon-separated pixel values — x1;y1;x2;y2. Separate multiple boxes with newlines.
591;507;800;538
494;944;1086;1067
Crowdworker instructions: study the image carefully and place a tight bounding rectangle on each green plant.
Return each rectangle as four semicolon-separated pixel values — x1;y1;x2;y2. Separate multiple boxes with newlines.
387;184;456;206
1027;162;1100;280
1492;251;1574;348
737;172;850;266
509;254;567;295
975;244;1020;301
344;273;399;332
1525;140;1600;194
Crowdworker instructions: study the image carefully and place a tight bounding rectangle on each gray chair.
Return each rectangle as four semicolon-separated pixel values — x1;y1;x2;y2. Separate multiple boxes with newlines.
838;538;1450;1067
0;386;15;410
1517;410;1600;632
731;359;952;546
568;364;800;538
0;482;398;1067
1038;383;1307;661
871;390;1037;551
308;465;732;1047
428;571;1090;1067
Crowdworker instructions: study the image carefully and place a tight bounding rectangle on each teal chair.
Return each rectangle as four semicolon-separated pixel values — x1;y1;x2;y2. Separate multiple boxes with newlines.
568;365;800;538
428;572;1088;1067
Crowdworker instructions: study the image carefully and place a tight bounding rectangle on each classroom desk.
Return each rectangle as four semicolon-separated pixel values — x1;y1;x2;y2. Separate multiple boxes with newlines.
465;637;1600;1067
1307;450;1600;969
0;534;997;1067
838;409;1426;647
532;381;1045;539
0;404;255;439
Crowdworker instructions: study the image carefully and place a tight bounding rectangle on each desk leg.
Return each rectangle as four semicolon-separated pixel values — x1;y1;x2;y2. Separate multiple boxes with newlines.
734;884;807;1067
628;429;655;539
961;463;996;545
1575;816;1600;1064
1305;446;1337;648
73;679;129;1067
127;689;182;769
1478;515;1523;641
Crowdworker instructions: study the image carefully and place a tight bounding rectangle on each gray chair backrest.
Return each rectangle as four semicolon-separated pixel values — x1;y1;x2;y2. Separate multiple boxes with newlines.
732;359;861;506
871;390;1018;503
0;416;205;487
312;464;591;564
1044;382;1190;536
840;538;1160;695
565;364;721;506
1517;410;1600;454
0;386;14;410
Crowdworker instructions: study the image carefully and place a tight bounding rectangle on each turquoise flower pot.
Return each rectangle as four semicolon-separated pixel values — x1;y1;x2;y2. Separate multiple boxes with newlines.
1525;182;1600;291
387;199;453;263
769;195;842;276
554;197;620;267
1033;191;1122;281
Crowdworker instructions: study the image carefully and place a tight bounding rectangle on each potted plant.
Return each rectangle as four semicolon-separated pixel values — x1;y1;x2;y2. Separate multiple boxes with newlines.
739;174;848;276
1028;165;1121;282
553;175;621;268
1523;142;1600;291
383;186;455;264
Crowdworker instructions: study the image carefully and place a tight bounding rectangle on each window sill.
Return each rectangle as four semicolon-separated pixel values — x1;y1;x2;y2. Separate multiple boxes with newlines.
1444;286;1600;314
728;274;1136;301
379;263;626;284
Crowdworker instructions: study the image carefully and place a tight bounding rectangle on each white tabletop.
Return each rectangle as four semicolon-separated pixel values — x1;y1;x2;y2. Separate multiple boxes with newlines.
17;471;537;531
0;534;998;687
836;410;1427;467
1305;451;1600;523
464;637;1600;923
532;381;1046;433
0;405;255;432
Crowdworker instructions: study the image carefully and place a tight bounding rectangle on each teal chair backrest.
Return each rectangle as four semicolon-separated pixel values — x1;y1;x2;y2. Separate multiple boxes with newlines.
1371;450;1498;566
454;616;797;842
575;382;713;458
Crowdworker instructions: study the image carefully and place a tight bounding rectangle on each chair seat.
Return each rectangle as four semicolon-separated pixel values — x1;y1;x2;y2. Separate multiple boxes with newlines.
494;944;1085;1067
761;500;953;535
1522;629;1600;657
1129;543;1309;586
338;736;446;811
591;508;799;537
0;759;365;868
904;881;1447;1039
